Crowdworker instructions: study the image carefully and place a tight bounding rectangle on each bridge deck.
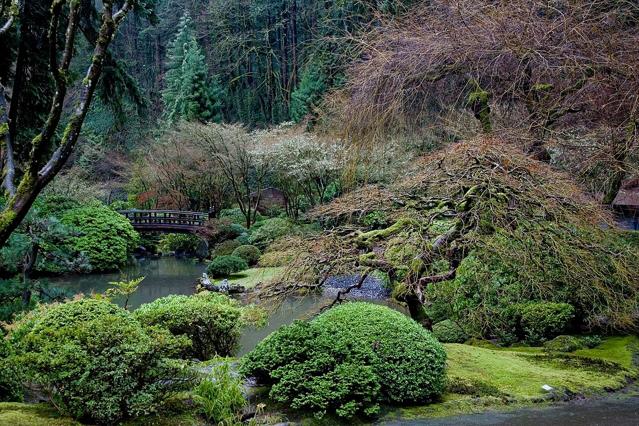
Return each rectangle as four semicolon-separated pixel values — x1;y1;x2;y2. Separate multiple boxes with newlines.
118;210;208;233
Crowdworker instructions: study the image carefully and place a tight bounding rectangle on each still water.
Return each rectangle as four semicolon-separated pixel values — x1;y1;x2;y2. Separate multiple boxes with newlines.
50;256;330;355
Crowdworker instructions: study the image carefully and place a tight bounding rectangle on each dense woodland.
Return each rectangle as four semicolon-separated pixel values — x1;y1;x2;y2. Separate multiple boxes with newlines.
0;0;639;424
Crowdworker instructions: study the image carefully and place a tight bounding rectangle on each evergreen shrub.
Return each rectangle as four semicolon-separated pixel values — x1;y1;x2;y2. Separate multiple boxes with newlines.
207;255;248;277
135;292;250;359
231;245;261;266
241;302;446;418
9;299;190;424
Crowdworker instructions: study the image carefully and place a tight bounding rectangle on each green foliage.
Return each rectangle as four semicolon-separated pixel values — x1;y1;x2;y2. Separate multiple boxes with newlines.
248;217;294;249
193;361;246;424
0;335;24;402
134;292;253;359
159;233;202;255
61;204;139;271
432;320;468;343
241;302;446;418
207;255;248;278
105;276;144;310
231;245;261;266
581;335;603;349
220;208;262;226
361;210;389;228
544;335;584;353
211;240;241;258
518;302;574;344
9;299;191;424
290;60;327;123
162;13;224;123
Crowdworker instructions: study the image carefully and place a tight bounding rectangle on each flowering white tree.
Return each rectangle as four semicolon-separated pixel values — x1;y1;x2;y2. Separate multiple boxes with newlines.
254;132;344;218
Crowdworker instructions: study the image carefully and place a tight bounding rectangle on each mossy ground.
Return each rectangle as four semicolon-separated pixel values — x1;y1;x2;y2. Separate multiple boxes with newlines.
393;336;639;421
227;267;283;289
0;402;205;426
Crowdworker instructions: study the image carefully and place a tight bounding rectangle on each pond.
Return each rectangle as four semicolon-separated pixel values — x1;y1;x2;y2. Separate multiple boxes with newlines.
50;256;333;355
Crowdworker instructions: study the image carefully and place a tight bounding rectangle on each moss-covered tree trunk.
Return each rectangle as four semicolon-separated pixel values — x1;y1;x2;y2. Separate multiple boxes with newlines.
0;0;134;248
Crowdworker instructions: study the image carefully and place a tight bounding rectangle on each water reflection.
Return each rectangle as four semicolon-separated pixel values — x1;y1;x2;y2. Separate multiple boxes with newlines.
50;257;206;309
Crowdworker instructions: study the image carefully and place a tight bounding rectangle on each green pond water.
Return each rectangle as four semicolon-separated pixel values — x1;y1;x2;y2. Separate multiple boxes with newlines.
50;256;329;355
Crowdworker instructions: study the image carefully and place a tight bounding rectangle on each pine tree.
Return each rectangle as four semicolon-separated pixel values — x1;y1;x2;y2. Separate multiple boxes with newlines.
162;13;225;123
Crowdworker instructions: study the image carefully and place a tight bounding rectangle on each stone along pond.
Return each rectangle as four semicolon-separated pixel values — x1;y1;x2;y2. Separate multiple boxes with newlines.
50;257;639;425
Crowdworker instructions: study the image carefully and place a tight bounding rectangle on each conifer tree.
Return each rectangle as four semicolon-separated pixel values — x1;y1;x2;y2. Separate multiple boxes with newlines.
162;13;225;123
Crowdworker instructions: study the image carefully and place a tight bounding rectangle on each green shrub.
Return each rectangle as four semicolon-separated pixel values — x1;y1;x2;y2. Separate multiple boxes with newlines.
211;240;241;258
220;208;263;226
36;195;82;217
241;302;446;418
248;217;294;249
194;361;246;424
135;292;251;359
159;233;202;255
432;319;468;343
544;335;584;353
519;302;574;344
9;299;191;424
581;335;603;349
0;334;23;402
231;245;261;266
207;255;248;278
61;204;139;271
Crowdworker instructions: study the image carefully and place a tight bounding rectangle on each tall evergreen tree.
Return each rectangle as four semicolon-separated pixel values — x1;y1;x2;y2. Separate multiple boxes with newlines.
162;13;224;123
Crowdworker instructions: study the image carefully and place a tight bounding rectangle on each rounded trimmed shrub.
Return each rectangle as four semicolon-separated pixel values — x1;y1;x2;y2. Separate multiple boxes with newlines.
432;319;468;343
211;239;241;258
61;204;139;271
135;292;250;359
241;302;446;418
207;255;248;278
231;245;261;266
544;335;584;353
9;299;190;424
519;302;574;344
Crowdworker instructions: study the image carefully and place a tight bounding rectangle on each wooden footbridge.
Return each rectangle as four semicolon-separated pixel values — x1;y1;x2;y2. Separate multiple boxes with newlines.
118;210;208;233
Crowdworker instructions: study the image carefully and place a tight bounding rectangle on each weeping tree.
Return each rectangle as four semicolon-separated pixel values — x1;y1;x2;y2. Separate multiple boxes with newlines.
0;0;154;248
337;0;639;200
259;138;639;335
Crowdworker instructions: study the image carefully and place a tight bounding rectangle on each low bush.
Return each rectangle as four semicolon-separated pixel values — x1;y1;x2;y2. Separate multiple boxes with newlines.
61;204;139;271
432;319;468;343
241;302;446;419
232;245;261;266
207;255;248;278
211;240;241;258
248;217;294;249
220;208;263;226
158;233;202;255
194;361;246;424
135;292;254;359
544;335;584;353
581;335;603;349
9;299;191;424
519;302;574;344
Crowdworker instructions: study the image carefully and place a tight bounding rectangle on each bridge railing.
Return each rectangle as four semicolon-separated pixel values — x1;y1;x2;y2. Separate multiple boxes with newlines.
118;210;209;229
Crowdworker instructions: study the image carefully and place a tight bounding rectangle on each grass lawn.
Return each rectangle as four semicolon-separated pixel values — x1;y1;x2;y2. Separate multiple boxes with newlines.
226;267;283;289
